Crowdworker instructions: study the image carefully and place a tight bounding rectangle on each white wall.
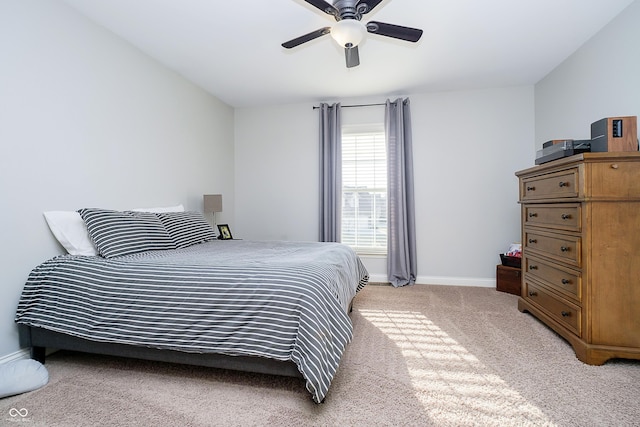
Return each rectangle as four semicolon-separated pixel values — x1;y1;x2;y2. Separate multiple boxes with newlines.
234;104;319;242
535;0;640;145
235;87;534;284
0;0;235;359
411;88;533;284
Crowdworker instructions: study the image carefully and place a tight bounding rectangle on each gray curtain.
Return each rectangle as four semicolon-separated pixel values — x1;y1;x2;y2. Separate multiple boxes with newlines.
386;98;417;287
319;103;342;242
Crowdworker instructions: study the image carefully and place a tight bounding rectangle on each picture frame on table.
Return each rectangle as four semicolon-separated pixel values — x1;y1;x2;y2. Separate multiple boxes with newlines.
217;224;233;240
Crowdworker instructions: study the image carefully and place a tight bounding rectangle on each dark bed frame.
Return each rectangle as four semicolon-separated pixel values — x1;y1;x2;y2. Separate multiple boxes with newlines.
18;324;302;378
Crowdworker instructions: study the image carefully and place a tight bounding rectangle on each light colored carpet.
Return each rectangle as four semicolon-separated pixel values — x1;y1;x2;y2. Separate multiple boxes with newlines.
1;284;638;426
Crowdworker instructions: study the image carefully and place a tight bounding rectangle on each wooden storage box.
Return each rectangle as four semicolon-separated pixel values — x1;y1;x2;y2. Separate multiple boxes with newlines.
496;264;521;296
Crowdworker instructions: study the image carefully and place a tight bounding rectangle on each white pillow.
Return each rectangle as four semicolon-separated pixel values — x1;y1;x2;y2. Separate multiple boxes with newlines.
130;204;185;213
43;211;98;256
0;359;49;398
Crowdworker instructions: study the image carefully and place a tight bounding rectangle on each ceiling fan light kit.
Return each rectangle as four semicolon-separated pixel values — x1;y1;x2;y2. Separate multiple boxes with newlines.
282;0;423;68
331;19;366;48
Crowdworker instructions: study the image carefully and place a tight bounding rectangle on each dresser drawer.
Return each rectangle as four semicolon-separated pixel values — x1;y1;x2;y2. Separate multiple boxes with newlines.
589;160;640;199
524;230;581;267
521;168;579;201
524;255;581;301
524;204;581;232
524;281;581;337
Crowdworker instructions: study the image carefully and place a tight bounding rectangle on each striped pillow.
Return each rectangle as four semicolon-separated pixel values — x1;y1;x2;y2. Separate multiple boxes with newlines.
156;211;216;248
78;208;176;258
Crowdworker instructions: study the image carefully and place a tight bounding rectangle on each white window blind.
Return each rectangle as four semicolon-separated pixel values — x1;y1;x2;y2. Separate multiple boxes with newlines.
341;129;387;255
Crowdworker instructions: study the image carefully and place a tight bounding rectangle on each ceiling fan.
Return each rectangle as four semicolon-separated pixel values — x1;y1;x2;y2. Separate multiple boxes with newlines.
282;0;423;68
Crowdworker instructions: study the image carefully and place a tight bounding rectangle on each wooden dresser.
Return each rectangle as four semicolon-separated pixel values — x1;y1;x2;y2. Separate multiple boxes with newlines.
516;152;640;365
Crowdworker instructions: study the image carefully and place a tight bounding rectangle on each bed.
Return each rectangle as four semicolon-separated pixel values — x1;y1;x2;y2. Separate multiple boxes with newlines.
15;208;369;403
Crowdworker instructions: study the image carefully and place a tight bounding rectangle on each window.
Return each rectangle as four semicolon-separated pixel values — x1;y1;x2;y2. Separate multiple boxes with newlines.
341;127;387;255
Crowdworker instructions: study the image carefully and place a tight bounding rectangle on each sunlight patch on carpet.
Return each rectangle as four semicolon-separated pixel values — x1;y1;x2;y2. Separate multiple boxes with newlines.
359;309;556;426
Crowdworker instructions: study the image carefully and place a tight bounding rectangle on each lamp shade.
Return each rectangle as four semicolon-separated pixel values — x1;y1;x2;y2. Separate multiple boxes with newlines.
330;19;366;48
203;194;223;213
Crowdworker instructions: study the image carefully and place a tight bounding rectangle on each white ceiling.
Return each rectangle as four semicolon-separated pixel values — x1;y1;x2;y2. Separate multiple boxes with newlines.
61;0;634;108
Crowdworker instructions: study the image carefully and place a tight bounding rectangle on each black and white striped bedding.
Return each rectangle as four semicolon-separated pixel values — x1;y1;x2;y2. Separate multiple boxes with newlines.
15;240;369;403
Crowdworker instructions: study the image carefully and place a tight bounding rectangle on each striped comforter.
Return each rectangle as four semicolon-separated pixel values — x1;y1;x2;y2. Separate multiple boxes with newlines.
15;240;369;403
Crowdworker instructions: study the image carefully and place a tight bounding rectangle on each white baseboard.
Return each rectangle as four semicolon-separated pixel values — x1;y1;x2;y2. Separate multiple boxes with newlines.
367;274;495;288
417;276;495;288
0;348;30;365
366;274;390;283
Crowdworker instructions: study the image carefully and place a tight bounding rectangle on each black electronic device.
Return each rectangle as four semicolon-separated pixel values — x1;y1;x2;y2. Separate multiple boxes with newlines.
535;140;591;165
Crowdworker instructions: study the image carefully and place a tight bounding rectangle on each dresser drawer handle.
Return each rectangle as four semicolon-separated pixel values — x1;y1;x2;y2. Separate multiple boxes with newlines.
526;186;536;191
528;212;538;218
561;278;571;285
560;246;570;252
529;265;538;270
528;291;537;297
558;181;569;188
561;214;572;220
561;311;571;317
528;239;537;244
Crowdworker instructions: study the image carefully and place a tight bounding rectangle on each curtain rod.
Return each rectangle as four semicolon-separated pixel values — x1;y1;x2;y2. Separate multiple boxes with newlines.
312;102;385;110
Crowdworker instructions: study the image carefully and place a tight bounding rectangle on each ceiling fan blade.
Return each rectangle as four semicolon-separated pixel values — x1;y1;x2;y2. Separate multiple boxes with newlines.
282;27;331;49
345;46;360;68
356;0;385;15
366;21;423;42
303;0;339;16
